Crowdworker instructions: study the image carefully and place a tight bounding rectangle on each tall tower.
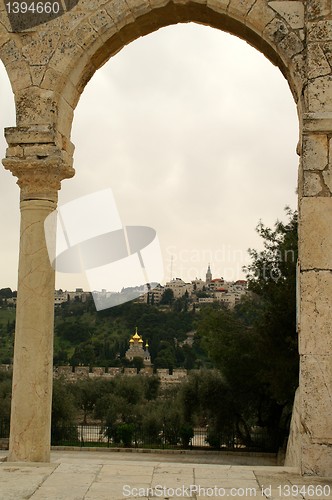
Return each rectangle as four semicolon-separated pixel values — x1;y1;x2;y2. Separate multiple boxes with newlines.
206;264;212;284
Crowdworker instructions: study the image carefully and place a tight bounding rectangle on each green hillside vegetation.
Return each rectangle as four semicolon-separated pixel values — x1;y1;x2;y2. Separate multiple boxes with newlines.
0;297;207;370
0;209;298;449
53;300;204;369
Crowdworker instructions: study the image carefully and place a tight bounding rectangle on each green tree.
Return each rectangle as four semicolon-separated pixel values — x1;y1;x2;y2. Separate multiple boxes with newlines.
56;320;94;344
0;370;12;424
244;207;298;403
160;288;174;306
51;378;78;444
0;288;13;298
198;208;298;449
71;379;101;424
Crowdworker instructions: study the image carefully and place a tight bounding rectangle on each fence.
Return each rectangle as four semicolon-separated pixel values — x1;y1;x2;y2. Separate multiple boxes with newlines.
0;422;278;452
50;424;278;452
0;420;9;450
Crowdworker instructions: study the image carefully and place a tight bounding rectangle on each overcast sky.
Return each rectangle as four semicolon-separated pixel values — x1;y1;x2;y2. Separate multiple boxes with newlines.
0;23;298;291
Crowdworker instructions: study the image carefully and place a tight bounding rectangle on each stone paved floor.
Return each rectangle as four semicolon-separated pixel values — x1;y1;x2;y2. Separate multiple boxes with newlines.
0;450;331;500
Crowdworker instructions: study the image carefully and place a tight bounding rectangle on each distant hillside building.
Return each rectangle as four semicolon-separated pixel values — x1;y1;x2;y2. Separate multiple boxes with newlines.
206;264;212;284
125;328;151;366
165;278;193;298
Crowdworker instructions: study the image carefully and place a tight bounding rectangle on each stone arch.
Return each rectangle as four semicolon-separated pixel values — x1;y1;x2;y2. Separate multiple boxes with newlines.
0;1;305;145
55;1;305;141
3;0;332;477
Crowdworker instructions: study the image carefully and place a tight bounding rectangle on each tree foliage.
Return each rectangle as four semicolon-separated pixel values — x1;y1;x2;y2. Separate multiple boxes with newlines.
198;208;298;447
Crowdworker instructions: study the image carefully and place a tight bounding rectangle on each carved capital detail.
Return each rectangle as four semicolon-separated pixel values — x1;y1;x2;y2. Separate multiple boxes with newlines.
2;125;75;202
3;156;75;201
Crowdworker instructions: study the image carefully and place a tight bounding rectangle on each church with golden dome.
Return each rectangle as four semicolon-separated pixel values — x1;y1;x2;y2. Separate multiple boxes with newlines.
125;327;151;366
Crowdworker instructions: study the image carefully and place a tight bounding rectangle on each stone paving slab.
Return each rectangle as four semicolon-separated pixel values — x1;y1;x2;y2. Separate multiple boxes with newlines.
0;450;331;500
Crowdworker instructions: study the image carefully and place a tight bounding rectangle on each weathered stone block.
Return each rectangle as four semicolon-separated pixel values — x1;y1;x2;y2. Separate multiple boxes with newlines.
308;21;332;42
307;0;331;21
0;33;10;50
322;41;332;68
74;0;105;11
61;80;80;111
89;9;113;31
206;0;228;14
108;367;121;376
302;441;332;476
246;0;275;33
303;171;322;196
285;388;301;468
302;134;328;171
30;66;46;86
5;125;56;145
307;43;331;79
263;16;288;44
6;145;23;158
75;22;99;50
0;39;22;65
123;367;137;375
299;197;332;270
75;366;89;377
150;0;172;9
57;97;74;139
302;113;332;134
269;1;304;30
299;271;332;354
49;39;84;74
279;32;304;58
125;0;151;19
300;354;332;443
40;67;63;92
228;0;256;18
306;76;332;113
106;0;136;28
6;61;32;90
91;367;105;375
22;32;61;66
289;52;306;97
16;88;57;126
23;144;59;158
56;366;72;375
322;168;332;194
50;11;87;35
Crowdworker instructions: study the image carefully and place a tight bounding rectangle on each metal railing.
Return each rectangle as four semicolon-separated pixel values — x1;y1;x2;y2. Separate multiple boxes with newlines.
50;424;278;452
0;421;278;452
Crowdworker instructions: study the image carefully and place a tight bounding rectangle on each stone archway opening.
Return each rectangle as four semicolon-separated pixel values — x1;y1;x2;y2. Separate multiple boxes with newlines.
3;0;332;477
65;22;298;287
65;18;299;462
0;61;19;288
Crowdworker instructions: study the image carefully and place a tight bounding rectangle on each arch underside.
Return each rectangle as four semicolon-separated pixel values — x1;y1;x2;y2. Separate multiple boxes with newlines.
69;3;295;112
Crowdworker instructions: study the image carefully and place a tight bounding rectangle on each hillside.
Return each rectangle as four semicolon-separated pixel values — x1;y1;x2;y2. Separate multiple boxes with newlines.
0;298;211;370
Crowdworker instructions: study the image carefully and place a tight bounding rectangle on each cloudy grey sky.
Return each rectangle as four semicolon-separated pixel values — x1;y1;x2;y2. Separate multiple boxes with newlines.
0;23;298;291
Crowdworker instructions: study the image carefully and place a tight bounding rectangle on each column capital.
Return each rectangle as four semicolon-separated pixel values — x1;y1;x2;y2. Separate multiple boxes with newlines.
2;125;75;202
3;156;74;202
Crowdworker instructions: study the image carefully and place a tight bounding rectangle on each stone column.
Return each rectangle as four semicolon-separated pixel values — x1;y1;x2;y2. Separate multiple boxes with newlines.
295;3;332;475
298;116;332;476
2;126;74;462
